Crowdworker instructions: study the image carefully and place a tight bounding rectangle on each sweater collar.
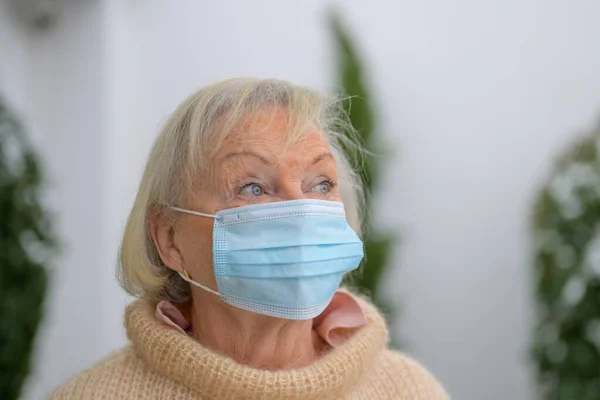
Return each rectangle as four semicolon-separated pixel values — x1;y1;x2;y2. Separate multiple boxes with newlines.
125;290;389;400
155;289;368;348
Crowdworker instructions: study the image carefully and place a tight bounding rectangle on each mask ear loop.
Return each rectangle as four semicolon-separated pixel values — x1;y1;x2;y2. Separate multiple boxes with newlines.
169;205;220;296
169;206;216;219
179;268;221;297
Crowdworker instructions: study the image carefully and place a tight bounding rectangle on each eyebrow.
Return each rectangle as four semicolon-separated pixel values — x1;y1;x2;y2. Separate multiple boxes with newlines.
221;151;334;166
310;152;334;165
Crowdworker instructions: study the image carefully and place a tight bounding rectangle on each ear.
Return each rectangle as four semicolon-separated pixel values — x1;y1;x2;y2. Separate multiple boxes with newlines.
149;208;184;273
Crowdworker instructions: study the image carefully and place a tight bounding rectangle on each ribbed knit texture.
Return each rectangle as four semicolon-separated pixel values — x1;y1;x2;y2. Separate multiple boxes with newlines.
50;294;449;399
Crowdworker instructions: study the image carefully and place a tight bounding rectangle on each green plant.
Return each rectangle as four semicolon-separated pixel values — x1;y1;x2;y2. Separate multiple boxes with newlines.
532;121;600;400
330;12;396;326
0;96;53;399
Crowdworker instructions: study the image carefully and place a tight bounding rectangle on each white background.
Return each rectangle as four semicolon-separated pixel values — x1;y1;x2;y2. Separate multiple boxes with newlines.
2;1;600;399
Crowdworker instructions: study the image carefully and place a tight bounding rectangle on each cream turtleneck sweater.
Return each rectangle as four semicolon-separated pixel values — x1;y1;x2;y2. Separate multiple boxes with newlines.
50;294;448;399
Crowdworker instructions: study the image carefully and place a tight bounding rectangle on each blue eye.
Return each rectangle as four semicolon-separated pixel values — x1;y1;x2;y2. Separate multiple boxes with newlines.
312;182;331;194
240;183;264;197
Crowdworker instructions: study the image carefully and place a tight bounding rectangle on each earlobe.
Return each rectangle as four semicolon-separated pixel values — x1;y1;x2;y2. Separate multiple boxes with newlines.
149;210;184;273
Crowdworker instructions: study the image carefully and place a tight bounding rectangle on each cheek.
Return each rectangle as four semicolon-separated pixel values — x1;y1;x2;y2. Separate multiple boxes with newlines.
179;219;214;274
329;192;343;202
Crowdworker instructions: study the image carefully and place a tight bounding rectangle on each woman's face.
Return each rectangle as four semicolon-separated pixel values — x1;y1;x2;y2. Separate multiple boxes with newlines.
166;108;341;294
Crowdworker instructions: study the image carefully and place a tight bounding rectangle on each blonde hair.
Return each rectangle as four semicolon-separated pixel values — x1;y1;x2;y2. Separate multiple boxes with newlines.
118;77;365;302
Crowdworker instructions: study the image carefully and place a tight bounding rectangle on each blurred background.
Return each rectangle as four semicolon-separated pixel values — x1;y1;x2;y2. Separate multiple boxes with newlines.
2;1;600;399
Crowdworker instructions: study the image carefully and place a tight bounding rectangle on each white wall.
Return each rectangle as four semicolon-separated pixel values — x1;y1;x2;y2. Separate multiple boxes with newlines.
3;1;600;399
1;2;129;399
358;1;600;399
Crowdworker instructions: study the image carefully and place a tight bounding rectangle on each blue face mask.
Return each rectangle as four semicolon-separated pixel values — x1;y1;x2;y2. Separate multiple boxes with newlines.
170;199;364;320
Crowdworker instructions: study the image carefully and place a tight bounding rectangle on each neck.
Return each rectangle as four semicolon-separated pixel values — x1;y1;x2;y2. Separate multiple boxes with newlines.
189;294;325;370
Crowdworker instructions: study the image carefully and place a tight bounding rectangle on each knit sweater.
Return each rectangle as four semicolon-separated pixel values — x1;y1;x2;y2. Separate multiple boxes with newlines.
50;294;449;399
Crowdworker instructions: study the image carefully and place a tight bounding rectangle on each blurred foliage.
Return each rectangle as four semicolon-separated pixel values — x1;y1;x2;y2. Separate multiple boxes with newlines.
330;12;396;331
532;121;600;399
0;96;53;399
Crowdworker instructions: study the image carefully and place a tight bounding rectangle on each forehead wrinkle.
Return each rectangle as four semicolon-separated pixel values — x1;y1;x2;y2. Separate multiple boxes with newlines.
220;151;272;166
206;119;334;187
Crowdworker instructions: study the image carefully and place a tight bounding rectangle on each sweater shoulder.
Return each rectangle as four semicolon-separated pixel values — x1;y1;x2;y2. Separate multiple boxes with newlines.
48;346;167;400
48;346;137;399
375;350;450;400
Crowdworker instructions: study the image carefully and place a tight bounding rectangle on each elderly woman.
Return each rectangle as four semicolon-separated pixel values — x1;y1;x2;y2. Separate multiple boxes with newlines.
51;78;448;399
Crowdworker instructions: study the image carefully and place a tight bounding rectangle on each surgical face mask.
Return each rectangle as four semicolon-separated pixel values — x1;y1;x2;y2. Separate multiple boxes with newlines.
170;199;364;320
